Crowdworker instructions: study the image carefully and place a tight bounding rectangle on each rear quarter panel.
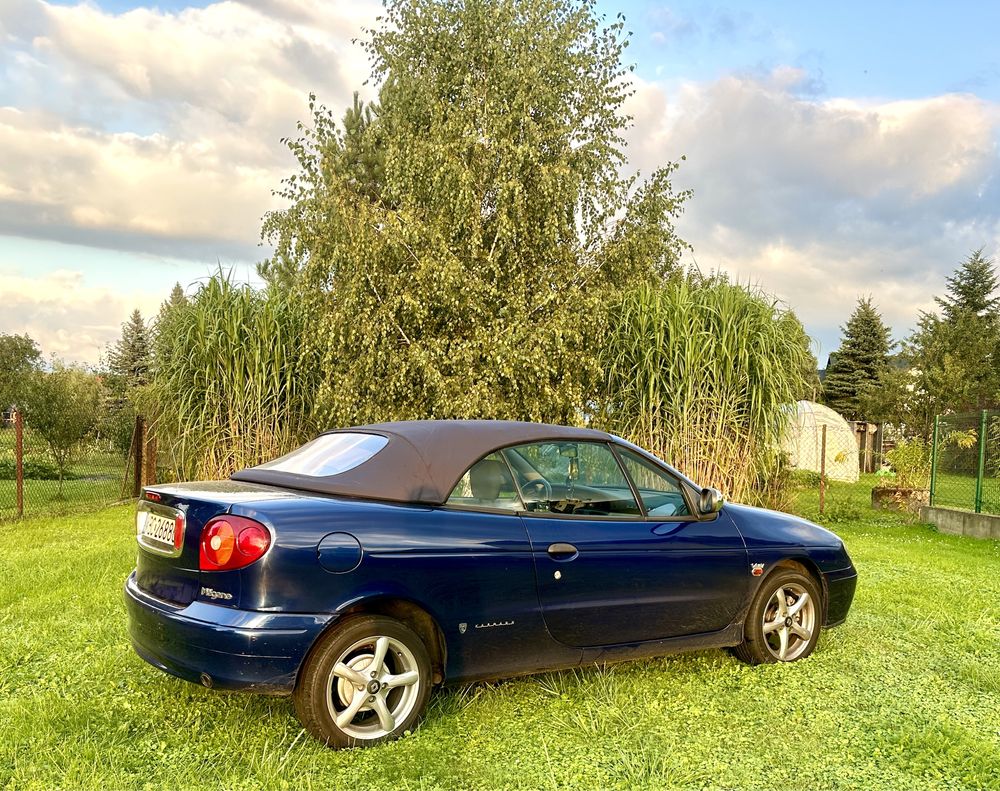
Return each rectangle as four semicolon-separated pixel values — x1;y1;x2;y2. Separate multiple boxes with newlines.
227;496;578;682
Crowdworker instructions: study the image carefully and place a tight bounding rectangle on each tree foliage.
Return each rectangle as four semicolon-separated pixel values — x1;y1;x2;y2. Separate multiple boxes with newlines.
822;297;893;421
20;365;101;493
877;250;1000;436
260;0;689;427
107;309;152;395
934;247;999;322
0;333;41;410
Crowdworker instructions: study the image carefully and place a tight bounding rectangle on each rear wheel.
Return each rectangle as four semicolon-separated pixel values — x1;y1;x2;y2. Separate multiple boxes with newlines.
293;615;432;748
733;569;821;665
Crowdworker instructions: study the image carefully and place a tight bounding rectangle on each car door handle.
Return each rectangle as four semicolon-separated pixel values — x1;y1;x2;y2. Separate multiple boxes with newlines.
547;542;579;561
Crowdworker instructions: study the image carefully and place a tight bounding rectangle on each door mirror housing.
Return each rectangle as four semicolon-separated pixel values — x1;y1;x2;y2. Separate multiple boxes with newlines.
698;487;725;515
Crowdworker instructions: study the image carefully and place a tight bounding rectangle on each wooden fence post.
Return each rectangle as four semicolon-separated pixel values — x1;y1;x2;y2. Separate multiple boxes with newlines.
14;409;24;519
143;422;157;488
819;423;827;515
132;415;145;497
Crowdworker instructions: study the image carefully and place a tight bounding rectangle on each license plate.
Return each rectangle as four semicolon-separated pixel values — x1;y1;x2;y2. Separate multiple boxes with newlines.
137;506;184;555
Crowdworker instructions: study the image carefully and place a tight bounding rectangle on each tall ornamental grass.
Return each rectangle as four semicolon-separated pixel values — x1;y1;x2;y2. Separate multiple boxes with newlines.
599;279;811;506
142;275;320;481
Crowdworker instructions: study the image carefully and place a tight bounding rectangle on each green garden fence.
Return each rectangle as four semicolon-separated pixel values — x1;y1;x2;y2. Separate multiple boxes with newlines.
930;409;1000;515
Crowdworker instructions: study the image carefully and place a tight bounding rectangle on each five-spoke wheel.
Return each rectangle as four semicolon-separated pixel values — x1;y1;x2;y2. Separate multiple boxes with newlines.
732;568;822;665
294;615;432;748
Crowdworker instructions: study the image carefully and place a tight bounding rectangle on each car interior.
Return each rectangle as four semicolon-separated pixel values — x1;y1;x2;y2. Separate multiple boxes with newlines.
447;442;691;519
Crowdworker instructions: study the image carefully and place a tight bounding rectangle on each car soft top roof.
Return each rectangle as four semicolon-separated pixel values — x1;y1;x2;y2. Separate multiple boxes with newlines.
231;419;616;505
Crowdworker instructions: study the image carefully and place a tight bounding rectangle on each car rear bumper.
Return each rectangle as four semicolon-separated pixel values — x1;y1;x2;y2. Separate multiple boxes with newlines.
824;566;858;627
124;572;332;694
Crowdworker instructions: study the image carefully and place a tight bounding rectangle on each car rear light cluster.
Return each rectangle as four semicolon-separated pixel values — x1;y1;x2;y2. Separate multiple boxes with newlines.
199;515;272;571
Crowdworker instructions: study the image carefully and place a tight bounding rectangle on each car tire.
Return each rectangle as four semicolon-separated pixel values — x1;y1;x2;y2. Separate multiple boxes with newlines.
732;568;822;665
293;614;433;749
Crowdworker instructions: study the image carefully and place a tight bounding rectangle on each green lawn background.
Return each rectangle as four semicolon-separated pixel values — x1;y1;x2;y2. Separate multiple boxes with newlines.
1;480;998;790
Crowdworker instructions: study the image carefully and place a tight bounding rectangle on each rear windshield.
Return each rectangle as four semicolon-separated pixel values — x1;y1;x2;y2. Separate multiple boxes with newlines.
257;433;389;477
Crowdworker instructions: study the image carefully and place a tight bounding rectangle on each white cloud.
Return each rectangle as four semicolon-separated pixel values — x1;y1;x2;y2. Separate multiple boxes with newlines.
2;2;1000;363
624;72;1000;355
0;0;377;257
0;267;164;364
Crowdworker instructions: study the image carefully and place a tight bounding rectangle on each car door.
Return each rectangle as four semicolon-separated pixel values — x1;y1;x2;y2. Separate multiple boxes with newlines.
506;441;748;648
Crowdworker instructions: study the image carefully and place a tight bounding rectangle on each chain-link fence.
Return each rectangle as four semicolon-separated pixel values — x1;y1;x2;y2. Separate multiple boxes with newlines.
0;409;156;523
931;410;1000;515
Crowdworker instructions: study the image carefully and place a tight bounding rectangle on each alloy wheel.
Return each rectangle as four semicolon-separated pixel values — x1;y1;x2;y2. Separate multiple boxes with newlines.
761;583;816;661
326;635;422;740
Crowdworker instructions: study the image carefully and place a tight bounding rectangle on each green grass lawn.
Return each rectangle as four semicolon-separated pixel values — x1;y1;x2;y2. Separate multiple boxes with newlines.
1;489;999;790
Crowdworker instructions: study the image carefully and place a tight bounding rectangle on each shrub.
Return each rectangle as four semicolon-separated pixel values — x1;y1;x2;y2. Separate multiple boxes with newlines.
0;459;76;481
883;438;931;490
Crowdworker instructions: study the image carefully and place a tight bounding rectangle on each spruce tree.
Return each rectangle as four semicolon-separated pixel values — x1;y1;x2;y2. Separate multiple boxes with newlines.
108;309;151;393
934;248;999;322
905;249;1000;415
822;297;893;420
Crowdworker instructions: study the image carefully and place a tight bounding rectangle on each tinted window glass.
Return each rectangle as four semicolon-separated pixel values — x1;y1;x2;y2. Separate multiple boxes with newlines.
447;453;522;511
617;447;691;517
257;433;388;477
502;441;641;517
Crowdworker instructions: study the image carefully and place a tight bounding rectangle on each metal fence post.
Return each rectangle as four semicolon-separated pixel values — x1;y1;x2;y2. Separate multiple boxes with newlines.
819;424;827;515
975;409;987;514
929;414;939;506
14;409;24;519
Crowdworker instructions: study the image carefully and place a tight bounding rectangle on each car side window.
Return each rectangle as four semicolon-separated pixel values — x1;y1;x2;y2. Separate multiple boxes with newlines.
501;441;641;517
446;453;523;511
616;447;691;517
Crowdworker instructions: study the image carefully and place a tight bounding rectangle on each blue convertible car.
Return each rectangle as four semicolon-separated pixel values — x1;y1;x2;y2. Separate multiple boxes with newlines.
125;420;857;748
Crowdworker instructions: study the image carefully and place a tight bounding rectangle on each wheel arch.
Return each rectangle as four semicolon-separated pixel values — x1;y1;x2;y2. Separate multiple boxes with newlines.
768;556;829;624
301;596;448;686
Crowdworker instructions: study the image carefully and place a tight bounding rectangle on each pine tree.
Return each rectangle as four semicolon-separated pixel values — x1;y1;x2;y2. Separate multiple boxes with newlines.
164;283;187;312
901;250;1000;417
935;248;999;322
108;309;151;392
822;297;893;420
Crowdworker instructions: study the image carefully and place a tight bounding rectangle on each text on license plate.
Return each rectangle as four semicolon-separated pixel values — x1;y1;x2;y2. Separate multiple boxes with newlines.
141;512;177;546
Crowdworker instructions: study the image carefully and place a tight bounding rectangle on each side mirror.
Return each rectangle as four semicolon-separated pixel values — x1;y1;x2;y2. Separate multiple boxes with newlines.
698;487;725;515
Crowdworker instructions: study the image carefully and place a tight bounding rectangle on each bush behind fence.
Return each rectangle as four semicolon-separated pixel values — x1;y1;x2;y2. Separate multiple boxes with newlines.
0;408;154;523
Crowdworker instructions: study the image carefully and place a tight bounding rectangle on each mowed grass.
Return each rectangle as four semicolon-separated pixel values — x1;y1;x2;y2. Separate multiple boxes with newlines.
1;489;999;790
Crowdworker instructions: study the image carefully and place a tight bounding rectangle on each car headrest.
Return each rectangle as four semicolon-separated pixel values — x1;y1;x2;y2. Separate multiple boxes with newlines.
469;458;510;501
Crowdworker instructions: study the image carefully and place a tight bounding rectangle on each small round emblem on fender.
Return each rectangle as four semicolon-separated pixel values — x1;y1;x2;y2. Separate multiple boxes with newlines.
751;563;765;577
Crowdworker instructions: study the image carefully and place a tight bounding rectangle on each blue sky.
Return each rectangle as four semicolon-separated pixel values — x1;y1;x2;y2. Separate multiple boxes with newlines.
2;0;999;365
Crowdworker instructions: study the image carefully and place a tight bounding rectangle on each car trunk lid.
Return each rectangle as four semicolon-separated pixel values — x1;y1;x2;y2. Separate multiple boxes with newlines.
134;481;297;606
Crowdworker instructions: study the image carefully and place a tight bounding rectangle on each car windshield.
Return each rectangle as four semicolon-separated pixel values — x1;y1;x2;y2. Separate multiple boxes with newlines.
256;433;389;477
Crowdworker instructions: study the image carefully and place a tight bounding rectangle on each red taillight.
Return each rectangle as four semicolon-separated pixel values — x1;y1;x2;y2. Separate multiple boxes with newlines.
200;516;271;571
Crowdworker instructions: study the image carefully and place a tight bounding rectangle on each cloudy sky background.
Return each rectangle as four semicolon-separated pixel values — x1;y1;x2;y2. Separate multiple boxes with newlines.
2;0;999;365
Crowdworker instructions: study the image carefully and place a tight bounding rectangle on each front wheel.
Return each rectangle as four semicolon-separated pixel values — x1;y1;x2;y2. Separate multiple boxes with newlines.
293;615;432;748
732;569;821;665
